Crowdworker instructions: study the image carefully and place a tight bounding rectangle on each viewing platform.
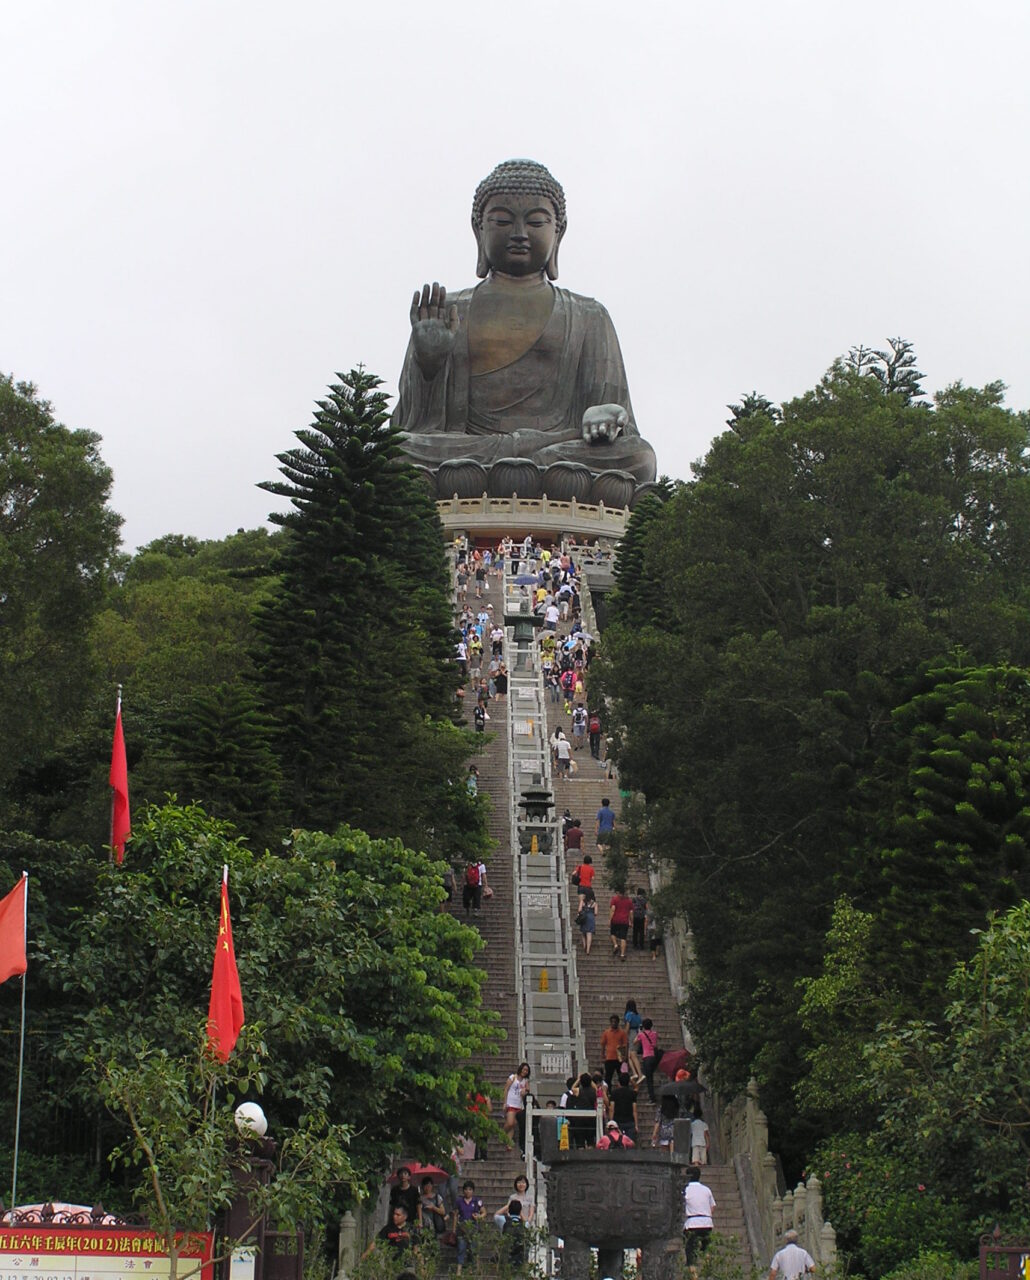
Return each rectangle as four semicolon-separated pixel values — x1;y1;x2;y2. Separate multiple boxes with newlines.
436;494;629;543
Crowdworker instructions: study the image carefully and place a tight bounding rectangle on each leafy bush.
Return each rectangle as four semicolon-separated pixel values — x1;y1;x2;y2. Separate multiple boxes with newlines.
814;1135;969;1277
880;1249;977;1280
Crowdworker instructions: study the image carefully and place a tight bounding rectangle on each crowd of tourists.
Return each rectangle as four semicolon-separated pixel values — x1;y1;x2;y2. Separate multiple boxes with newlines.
395;539;813;1278
455;535;611;768
364;1163;533;1272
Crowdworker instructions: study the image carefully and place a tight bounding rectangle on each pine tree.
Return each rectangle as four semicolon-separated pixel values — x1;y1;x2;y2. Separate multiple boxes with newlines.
254;368;470;845
857;662;1030;1007
165;682;284;846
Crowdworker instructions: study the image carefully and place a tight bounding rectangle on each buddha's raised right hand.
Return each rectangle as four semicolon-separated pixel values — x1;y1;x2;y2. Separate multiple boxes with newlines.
410;282;460;378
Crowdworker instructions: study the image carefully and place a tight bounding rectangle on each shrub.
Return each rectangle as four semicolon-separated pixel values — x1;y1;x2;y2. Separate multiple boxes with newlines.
814;1135;969;1277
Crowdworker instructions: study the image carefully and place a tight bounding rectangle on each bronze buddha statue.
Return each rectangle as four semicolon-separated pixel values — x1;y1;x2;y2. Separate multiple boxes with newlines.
392;159;657;504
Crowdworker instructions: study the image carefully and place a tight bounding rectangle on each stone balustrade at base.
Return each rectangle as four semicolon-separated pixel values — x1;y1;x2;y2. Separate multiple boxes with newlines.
436;493;630;541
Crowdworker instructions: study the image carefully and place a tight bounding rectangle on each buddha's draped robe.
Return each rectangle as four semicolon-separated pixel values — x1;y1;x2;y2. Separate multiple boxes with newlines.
391;284;657;482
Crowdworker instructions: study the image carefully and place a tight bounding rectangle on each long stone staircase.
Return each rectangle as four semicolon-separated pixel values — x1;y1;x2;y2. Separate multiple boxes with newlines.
440;550;751;1271
449;567;528;1216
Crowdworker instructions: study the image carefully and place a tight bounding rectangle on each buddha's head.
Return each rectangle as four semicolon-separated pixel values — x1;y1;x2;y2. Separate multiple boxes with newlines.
472;159;566;280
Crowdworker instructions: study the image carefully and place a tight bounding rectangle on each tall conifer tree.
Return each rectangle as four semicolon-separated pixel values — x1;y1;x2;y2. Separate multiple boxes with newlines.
254;369;465;842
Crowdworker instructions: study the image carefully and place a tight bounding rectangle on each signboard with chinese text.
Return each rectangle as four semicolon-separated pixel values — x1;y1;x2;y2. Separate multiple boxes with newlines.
540;1051;572;1076
0;1227;214;1280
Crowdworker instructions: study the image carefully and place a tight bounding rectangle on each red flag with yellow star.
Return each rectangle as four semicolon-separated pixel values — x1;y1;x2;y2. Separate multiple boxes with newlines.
109;696;130;863
207;867;244;1061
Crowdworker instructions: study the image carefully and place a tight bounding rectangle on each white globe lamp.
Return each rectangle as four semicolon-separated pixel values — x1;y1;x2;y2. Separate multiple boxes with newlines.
234;1102;268;1137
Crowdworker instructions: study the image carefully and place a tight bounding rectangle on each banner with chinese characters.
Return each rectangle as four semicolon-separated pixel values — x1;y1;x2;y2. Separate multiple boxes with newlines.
0;1228;214;1280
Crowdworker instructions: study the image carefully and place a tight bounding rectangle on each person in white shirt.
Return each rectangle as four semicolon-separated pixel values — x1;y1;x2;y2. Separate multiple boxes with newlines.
682;1173;716;1268
689;1116;710;1165
768;1229;817;1278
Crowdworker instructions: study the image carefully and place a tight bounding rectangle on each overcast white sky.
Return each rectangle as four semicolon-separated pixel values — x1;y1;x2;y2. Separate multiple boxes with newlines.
3;0;1028;551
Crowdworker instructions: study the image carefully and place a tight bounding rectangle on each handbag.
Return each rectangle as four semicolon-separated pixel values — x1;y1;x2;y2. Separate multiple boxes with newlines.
441;1231;458;1248
571;870;581;885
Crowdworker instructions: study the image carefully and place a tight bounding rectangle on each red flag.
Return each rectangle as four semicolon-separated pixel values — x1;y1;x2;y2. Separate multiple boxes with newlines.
0;874;28;986
207;869;244;1061
109;703;130;863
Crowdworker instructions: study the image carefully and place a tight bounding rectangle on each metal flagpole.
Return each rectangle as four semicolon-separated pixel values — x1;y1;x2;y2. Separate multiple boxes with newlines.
110;685;122;864
10;871;28;1211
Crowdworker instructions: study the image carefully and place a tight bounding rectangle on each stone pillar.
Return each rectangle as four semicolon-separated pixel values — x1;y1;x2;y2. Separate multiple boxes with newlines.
596;1246;625;1279
562;1237;592;1280
681;928;697;988
337;1211;359;1279
641;1238;682;1280
804;1175;824;1257
793;1179;807;1235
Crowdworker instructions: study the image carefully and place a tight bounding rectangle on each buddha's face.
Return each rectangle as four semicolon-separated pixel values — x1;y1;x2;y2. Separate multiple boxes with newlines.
480;192;559;277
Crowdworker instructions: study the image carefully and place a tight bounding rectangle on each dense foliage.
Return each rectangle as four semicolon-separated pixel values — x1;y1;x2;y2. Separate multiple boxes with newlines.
0;368;496;1255
0;803;499;1207
254;367;486;861
2;527;283;844
0;375;122;799
596;344;1030;1270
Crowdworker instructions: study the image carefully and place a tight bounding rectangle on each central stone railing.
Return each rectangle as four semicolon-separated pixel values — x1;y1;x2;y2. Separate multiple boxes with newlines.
504;569;586;1102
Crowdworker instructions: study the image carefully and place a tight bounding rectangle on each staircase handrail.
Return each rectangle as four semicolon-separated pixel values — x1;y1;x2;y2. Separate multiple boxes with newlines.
648;882;837;1268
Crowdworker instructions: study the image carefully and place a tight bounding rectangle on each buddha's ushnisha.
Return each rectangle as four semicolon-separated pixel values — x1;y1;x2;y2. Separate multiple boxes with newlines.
392;159;657;485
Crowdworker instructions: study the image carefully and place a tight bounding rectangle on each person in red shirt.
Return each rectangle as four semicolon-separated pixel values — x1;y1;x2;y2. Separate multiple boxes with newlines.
609;887;633;960
573;853;595;910
564;819;584;854
600;1014;629;1087
596;1120;635;1150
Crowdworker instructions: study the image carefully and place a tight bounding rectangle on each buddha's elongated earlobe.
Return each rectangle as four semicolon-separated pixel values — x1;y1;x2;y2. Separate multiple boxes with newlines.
473;217;489;278
546;227;564;281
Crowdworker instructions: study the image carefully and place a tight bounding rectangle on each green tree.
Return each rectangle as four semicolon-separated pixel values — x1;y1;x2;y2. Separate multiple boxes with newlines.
4;528;281;846
90;528;280;706
845;337;926;402
794;896;886;1131
814;1133;969;1277
254;368;481;855
163;682;285;846
865;899;1030;1230
854;663;1030;1009
596;346;1030;1165
0;374;121;794
94;1030;355;1280
607;489;670;629
29;802;499;1200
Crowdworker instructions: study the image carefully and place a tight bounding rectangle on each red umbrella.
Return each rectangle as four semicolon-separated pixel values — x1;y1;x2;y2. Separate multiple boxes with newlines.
657;1049;691;1079
389;1162;448;1183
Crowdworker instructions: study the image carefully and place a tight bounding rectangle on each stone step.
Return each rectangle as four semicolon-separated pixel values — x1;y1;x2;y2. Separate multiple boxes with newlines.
442;566;752;1273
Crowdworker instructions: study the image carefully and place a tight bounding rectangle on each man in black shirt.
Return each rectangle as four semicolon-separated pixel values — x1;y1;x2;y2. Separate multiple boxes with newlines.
361;1206;414;1259
389;1167;422;1226
610;1076;639;1142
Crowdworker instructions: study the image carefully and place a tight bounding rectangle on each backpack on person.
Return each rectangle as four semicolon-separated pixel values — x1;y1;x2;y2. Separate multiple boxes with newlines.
589;714;601;734
503;1214;525;1265
465;862;481;888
